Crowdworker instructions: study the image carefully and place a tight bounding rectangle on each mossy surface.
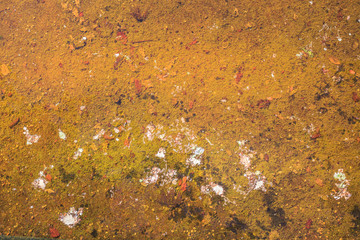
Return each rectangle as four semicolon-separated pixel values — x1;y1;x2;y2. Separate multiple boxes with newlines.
0;0;359;239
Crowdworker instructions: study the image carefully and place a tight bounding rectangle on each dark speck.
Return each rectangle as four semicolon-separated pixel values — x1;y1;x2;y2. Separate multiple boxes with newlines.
115;98;122;105
91;229;98;238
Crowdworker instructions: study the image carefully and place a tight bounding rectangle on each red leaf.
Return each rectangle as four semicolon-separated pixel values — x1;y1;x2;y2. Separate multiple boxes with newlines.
305;219;312;229
311;128;321;139
134;79;142;95
124;137;131;146
116;31;128;43
352;92;360;102
186;39;198;49
257;99;271;109
49;226;60;238
179;176;187;192
188;100;194;110
235;67;243;84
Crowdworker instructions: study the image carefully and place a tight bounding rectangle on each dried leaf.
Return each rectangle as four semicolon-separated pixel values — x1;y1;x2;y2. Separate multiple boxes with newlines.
311;128;321;139
202;214;211;225
72;7;79;17
0;64;10;76
90;143;98;151
49;226;60;238
142;79;153;88
352;39;359;50
103;133;114;140
352;92;360;102
44;189;55;194
305;219;312;229
226;149;232;156
179;176;187;192
134;79;142;95
329;56;340;65
9;117;20;128
188;100;194;110
45;174;52;181
315;178;323;187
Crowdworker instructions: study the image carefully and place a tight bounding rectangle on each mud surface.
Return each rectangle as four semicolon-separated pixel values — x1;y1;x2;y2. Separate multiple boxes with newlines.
1;0;360;239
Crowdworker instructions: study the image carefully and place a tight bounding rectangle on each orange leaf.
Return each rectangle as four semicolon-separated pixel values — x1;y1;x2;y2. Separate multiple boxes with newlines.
315;178;323;187
45;174;52;181
124;136;131;146
179;176;187;192
188;100;194;110
329;56;340;65
44;189;55;194
0;64;10;76
104;133;114;140
134;79;142;95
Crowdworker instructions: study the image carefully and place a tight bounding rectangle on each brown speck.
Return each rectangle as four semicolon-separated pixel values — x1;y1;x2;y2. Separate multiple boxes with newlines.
9;117;20;128
352;92;360;102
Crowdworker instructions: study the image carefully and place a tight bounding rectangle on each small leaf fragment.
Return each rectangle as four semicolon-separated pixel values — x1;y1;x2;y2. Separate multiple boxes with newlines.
329;56;340;65
0;64;10;76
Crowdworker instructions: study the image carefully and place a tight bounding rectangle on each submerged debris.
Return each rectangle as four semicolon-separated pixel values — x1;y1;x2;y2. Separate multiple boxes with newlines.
32;175;48;190
58;129;67;140
93;129;106;140
140;167;161;185
332;169;351;200
32;165;53;190
186;146;204;166
237;140;256;170
73;148;83;160
234;170;270;196
244;171;268;193
155;147;166;158
140;167;178;186
130;6;149;22
201;182;224;196
143;119;197;153
59;207;83;228
239;153;252;170
23;126;41;145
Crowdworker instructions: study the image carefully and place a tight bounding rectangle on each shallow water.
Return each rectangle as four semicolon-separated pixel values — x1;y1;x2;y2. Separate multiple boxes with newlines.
1;0;360;239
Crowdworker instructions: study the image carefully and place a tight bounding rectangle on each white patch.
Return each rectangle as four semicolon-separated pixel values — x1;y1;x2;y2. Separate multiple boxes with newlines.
73;148;83;160
31;166;53;190
32;177;47;190
140;167;178;186
93;129;105;140
186;147;204;166
332;169;351;200
201;183;224;196
140;167;161;185
155;147;166;159
23;127;41;145
59;207;83;228
211;183;224;196
239;153;251;170
58;129;67;140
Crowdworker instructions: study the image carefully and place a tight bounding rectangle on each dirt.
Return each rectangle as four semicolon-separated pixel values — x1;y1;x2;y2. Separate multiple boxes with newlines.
0;0;360;239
